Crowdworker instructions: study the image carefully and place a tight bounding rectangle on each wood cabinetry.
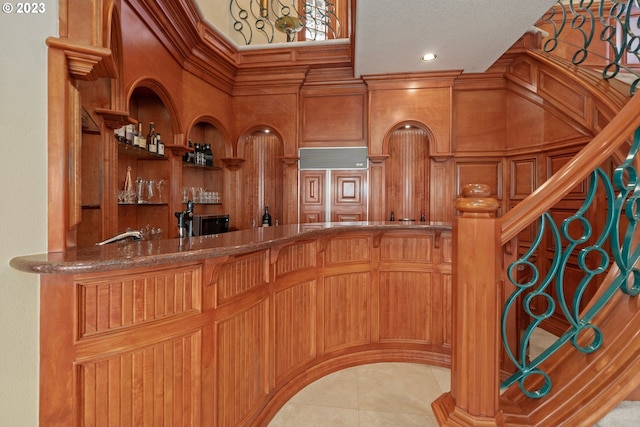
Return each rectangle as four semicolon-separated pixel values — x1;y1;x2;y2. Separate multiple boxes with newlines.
36;227;452;427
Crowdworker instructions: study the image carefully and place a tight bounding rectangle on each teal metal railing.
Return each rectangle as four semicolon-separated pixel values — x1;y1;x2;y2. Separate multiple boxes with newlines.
501;125;640;397
540;0;640;94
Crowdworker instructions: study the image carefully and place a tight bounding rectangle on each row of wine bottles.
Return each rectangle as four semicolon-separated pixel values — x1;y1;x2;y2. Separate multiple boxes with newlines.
114;122;165;156
183;140;213;167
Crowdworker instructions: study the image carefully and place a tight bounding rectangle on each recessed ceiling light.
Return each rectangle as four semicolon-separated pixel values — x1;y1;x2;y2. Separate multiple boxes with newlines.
421;53;438;62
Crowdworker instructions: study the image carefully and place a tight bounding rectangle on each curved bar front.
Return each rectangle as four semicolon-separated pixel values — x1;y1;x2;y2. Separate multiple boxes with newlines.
11;222;452;427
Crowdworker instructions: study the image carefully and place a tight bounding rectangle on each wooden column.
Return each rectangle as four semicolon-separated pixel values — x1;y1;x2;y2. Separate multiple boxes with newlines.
432;183;504;426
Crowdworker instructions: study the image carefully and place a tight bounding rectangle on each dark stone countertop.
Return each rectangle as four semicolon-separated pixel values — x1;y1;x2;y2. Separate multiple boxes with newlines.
9;221;452;275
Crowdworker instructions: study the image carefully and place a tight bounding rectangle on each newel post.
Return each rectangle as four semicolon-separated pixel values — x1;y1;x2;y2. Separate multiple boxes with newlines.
432;184;504;426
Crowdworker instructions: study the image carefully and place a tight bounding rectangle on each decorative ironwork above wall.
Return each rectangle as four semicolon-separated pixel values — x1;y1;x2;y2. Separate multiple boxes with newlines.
229;0;341;44
541;0;640;94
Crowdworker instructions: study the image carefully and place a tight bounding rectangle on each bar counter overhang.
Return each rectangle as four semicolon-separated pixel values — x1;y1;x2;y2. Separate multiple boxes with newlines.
10;221;452;274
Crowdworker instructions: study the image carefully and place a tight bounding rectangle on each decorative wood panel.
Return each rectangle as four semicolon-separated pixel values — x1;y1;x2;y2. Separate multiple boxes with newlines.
379;234;433;263
546;149;586;197
216;251;268;304
273;280;316;382
378;271;433;342
455;159;503;199
324;235;371;265
323;272;371;351
386;127;429;220
441;235;453;264
510;156;538;200
216;299;269;427
539;71;589;123
275;241;317;277
78;331;201;427
430;159;453;223
301;93;366;146
78;265;201;338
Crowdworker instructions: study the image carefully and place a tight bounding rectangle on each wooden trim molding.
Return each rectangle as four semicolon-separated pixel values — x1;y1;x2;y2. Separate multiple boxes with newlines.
46;37;116;80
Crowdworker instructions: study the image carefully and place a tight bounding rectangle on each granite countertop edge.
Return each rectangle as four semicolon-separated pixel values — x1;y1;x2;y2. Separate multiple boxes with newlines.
10;221;452;275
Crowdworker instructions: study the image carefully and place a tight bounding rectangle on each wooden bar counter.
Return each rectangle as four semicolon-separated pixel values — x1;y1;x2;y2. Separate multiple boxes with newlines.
11;222;452;427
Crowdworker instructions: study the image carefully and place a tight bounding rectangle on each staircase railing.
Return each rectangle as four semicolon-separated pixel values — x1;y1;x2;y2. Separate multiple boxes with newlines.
539;0;640;95
433;83;640;427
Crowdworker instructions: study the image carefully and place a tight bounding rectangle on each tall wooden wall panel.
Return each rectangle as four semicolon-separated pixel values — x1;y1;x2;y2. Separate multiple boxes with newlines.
273;280;317;382
215;299;269;427
323;272;372;352
430;159;454;223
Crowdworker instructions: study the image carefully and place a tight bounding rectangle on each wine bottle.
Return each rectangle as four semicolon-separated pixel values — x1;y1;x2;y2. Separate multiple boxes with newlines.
127;124;135;146
204;143;213;167
262;206;272;227
194;143;202;165
137;123;147;149
147;122;157;154
157;133;165;156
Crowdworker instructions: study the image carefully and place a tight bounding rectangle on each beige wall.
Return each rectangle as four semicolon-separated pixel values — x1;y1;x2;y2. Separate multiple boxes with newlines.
0;4;56;426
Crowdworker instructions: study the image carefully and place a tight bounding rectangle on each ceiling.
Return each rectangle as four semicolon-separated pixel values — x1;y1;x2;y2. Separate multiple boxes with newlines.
195;0;559;77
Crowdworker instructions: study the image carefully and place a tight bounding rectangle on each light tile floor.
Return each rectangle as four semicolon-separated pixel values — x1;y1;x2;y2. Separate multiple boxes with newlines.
267;362;449;427
268;329;639;427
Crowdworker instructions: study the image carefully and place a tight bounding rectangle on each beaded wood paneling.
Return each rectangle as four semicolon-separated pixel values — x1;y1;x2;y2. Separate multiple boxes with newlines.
323;272;371;351
241;132;283;229
273;280;317;382
78;265;201;338
275;241;317;277
386;127;429;220
378;271;433;342
379;234;433;263
78;331;201;427
216;251;268;304
441;272;453;346
324;235;371;265
216;299;269;426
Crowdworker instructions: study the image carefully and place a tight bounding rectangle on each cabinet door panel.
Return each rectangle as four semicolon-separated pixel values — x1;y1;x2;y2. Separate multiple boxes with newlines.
300;171;326;223
331;170;367;222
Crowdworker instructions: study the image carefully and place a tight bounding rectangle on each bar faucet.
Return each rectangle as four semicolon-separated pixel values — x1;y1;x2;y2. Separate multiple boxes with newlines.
175;200;194;238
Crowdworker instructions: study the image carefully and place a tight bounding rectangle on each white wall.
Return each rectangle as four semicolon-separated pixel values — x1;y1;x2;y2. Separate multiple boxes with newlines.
0;4;56;426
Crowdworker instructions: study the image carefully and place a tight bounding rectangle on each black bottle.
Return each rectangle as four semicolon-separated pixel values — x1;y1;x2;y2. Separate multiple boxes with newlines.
390;210;395;221
204;143;213;167
262;206;272;227
420;212;426;222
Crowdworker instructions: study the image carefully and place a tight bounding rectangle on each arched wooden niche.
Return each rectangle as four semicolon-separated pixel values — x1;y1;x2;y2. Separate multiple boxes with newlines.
385;123;432;221
238;127;284;229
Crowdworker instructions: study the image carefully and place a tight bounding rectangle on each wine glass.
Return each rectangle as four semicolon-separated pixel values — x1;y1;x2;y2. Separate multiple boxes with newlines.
155;179;165;202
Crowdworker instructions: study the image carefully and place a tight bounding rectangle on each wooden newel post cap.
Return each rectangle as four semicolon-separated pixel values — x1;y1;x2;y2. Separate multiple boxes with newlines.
455;183;500;216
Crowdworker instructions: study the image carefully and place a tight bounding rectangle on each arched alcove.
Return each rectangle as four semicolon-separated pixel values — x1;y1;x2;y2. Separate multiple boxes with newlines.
384;123;432;221
238;127;284;229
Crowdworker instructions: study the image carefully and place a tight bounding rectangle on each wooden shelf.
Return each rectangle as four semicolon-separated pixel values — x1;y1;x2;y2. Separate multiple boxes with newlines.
118;140;168;160
182;161;221;171
118;202;168;206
